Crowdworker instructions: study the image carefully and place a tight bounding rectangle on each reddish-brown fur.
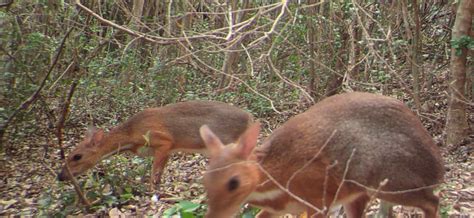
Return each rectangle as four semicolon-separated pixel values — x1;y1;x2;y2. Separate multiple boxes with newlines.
57;101;253;190
200;92;444;218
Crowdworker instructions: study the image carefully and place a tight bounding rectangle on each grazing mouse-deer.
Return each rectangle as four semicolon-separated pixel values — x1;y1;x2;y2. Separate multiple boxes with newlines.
200;92;444;218
57;101;253;191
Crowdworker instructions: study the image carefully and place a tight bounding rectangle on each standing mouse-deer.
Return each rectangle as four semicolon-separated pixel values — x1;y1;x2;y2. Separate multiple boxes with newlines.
57;101;253;191
200;92;444;218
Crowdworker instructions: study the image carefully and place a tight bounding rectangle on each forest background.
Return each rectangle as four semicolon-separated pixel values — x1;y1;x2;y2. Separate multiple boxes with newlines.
0;0;472;217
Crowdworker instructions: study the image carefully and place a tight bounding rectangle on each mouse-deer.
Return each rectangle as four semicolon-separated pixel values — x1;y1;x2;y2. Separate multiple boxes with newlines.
200;92;444;218
57;101;253;191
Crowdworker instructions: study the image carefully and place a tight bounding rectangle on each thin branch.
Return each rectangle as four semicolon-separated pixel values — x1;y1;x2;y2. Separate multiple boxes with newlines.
241;44;255;76
225;3;234;40
255;163;325;214
321;161;338;214
55;65;92;206
267;55;315;103
286;130;337;189
57;78;79;156
344;179;442;195
248;0;289;47
204;160;325;214
330;148;357;207
0;46;17;63
362;179;389;215
64;162;92;206
48;62;76;92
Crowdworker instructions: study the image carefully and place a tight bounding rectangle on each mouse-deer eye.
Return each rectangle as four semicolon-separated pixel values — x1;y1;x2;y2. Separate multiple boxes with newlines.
72;154;82;161
227;176;240;192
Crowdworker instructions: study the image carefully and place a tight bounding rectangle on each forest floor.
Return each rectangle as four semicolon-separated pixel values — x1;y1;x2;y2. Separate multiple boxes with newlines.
0;122;472;217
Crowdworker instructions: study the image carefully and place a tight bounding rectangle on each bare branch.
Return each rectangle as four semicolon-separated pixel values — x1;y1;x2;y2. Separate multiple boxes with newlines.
256;163;325;215
330;148;357;207
267;55;315;103
286;130;337;189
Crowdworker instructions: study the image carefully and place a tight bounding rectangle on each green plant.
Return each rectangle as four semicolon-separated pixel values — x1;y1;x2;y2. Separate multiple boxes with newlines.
38;184;80;216
439;204;453;218
241;206;260;218
451;35;474;56
163;201;206;218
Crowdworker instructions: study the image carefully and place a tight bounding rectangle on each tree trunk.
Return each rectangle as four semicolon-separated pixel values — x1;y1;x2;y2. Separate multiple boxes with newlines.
401;0;422;110
412;0;423;110
347;0;361;88
131;0;144;41
306;0;320;99
122;0;144;88
218;0;250;89
325;9;348;97
445;0;473;146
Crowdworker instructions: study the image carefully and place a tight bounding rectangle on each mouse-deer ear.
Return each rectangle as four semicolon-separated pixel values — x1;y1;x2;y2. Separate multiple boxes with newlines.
236;122;260;159
86;126;98;138
91;129;104;145
84;127;104;147
200;125;224;158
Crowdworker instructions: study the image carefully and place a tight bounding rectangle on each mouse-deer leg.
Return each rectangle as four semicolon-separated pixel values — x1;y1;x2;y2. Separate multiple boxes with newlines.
149;132;173;193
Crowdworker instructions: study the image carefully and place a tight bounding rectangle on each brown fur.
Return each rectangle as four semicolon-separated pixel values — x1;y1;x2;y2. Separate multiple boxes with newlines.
200;92;444;218
57;101;253;191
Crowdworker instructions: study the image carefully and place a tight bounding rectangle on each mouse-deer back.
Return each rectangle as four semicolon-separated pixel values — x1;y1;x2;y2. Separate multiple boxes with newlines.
200;92;444;218
58;101;254;191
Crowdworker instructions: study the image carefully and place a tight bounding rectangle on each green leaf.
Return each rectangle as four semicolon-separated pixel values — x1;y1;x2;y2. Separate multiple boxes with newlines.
120;193;133;201
163;206;178;217
242;212;255;218
241;206;260;218
104;195;118;207
179;201;201;212
180;211;196;218
451;35;474;56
